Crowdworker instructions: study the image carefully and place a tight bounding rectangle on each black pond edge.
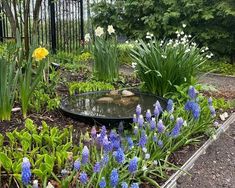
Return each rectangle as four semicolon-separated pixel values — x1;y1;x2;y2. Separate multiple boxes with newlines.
60;89;168;126
161;113;235;188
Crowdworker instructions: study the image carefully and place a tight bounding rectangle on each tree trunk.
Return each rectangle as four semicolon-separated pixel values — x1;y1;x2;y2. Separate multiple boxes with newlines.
24;0;30;58
32;0;43;38
2;0;17;37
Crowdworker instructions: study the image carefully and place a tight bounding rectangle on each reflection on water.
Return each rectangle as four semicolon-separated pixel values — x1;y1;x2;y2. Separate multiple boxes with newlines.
62;91;166;118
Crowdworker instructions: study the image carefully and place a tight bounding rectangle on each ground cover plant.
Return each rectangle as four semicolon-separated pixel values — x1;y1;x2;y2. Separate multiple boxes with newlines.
0;87;217;187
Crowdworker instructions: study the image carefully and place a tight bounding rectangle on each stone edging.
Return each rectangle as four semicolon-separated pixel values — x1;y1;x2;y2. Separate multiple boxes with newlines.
161;113;235;188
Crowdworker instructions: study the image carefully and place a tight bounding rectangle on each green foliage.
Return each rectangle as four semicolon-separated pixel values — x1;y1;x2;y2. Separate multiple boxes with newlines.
20;48;48;118
200;60;235;75
30;70;61;113
91;27;119;82
117;43;134;64
212;98;230;110
0;119;77;187
68;81;114;95
92;0;235;60
0;39;20;121
131;35;208;96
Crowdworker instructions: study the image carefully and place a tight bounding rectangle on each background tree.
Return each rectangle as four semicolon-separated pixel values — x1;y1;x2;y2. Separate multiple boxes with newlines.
92;0;235;63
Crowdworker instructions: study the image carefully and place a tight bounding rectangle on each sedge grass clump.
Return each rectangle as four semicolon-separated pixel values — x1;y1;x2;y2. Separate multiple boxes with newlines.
131;31;213;96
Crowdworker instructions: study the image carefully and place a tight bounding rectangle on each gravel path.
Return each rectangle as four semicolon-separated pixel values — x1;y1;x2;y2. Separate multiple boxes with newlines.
198;73;235;99
177;122;235;188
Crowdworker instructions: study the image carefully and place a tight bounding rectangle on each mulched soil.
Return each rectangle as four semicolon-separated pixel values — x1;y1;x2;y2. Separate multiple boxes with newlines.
177;122;235;188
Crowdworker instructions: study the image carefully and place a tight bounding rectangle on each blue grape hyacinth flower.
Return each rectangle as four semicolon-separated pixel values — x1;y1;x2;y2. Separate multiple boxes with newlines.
131;183;139;188
74;159;81;171
188;86;198;99
146;109;152;122
99;177;106;188
80;172;88;184
154;105;159;117
157;119;165;133
138;115;144;128
110;169;119;187
121;182;128;188
21;157;31;185
167;99;174;113
157;140;163;148
93;162;101;173
114;147;125;164
155;100;163;113
139;130;147;148
133;114;137;123
128;157;138;174
185;101;200;119
136;104;141;116
81;146;89;164
127;136;134;149
150;118;156;131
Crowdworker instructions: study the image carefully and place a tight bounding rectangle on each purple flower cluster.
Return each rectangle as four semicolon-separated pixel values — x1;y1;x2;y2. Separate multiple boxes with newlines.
188;86;198;99
146;109;152;122
99;177;106;188
167;99;174;113
157;119;165;133
136;104;141;116
208;97;216;117
110;169;119;187
93;162;101;173
185;101;200;119
128;157;138;174
139;130;147;148
114;147;125;164
154;100;162;117
21;157;31;185
127;137;134;149
150;118;156;131
170;117;184;137
74;159;81;171
110;130;121;150
81;146;89;164
138;115;144;128
80;172;88;184
131;183;139;188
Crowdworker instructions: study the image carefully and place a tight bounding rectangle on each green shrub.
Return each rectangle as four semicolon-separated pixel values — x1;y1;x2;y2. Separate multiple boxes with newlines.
68;81;114;95
117;43;134;65
131;33;210;96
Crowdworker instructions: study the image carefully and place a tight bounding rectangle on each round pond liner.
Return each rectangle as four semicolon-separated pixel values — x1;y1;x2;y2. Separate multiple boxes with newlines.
60;89;167;127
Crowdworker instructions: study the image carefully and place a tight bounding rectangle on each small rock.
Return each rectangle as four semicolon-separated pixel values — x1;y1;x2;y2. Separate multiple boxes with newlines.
109;90;119;96
220;114;226;121
96;97;114;103
12;107;21;112
121;90;135;97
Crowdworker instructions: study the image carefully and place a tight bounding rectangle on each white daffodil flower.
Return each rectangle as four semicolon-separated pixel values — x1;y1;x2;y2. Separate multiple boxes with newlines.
95;26;104;37
107;25;115;35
